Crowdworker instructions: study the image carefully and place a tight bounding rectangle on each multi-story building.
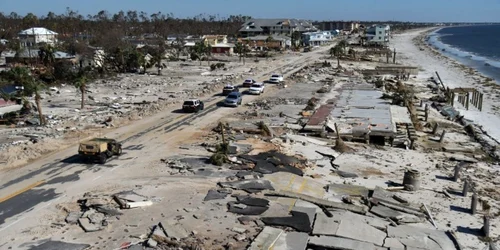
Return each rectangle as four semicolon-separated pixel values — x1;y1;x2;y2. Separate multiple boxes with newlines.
365;25;391;45
18;27;58;47
315;21;360;32
238;19;317;37
302;31;337;46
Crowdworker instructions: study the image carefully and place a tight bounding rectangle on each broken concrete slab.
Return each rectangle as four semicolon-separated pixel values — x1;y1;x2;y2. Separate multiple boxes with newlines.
308;236;379;250
94;206;122;216
273;231;309;250
336;170;359;178
336;217;386;246
236;196;270;207
387;225;457;250
227;201;269;215
65;212;82;225
383;238;405;249
159;221;189;240
399;237;442;250
264;172;326;199
78;218;102;232
248;226;284;250
151;225;168;241
312;212;340;236
291;206;316;228
218;179;274;193
204;189;231;201
128;200;153;208
396;214;425;224
30;240;91;250
261;210;312;232
370;205;404;219
325;210;390;231
115;191;148;202
253;159;304;176
265;190;367;214
327;183;370;197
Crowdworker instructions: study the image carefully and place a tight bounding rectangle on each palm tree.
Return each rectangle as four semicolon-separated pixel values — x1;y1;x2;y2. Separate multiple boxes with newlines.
234;42;245;64
38;44;56;67
74;72;88;109
2;67;46;125
330;45;343;68
191;42;208;65
337;40;348;53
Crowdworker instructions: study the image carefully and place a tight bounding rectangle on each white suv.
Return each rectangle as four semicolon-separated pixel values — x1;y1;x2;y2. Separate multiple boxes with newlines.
248;83;265;95
269;74;284;84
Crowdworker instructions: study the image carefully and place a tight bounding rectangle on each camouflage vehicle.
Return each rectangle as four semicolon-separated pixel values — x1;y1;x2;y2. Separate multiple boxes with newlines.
78;138;123;164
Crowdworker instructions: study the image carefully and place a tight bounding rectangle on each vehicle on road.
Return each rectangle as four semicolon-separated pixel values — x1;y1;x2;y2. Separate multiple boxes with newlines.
224;92;242;107
222;85;239;95
268;74;284;84
182;99;204;113
242;79;257;87
79;138;122;164
248;83;265;95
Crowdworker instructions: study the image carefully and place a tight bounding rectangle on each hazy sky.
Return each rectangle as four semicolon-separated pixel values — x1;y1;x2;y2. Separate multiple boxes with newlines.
1;0;500;22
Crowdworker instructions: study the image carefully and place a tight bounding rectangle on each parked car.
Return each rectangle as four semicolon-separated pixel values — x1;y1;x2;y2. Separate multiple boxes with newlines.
268;74;284;84
224;92;242;107
182;99;204;112
242;79;256;87
248;83;265;95
222;85;239;95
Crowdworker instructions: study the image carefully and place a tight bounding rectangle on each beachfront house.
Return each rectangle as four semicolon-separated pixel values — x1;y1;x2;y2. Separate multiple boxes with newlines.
302;31;336;47
238;35;291;50
18;27;58;48
238;18;317;38
365;25;390;45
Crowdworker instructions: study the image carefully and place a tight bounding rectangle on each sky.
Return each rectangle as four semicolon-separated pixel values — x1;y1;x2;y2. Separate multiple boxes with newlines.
1;0;500;23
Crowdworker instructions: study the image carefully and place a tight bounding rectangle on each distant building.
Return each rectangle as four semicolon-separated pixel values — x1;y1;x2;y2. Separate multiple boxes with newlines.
18;27;58;47
238;19;317;37
315;21;360;32
365;25;390;45
302;31;337;47
238;35;291;50
202;35;228;46
5;48;74;64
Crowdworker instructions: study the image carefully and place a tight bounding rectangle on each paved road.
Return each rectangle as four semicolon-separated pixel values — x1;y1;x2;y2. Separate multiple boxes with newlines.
0;47;329;247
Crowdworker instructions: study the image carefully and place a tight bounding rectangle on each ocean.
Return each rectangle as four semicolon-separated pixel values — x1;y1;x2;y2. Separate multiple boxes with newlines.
427;24;500;82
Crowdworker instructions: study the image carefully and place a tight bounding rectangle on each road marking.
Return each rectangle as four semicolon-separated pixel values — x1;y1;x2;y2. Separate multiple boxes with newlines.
0;180;45;203
92;175;102;181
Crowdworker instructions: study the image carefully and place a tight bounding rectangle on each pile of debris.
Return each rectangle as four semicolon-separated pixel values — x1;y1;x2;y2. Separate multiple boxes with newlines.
160;158;196;175
66;191;153;233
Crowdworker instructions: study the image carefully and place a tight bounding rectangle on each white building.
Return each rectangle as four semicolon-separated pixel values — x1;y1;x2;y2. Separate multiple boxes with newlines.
302;31;337;46
18;27;58;47
365;25;390;45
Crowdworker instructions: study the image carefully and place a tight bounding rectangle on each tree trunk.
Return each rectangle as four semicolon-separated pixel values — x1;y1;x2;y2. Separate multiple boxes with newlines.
337;57;340;68
80;85;85;109
35;93;45;126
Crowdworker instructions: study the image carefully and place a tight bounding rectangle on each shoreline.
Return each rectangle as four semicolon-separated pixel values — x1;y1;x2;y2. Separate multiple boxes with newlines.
393;28;500;155
425;26;500;85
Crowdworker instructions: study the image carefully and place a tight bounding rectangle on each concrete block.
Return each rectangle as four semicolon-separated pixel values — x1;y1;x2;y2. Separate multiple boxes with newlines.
65;212;81;224
383;238;405;249
147;238;158;247
309;236;378;250
312;212;340;236
78;218;101;232
370;205;403;219
248;226;284;250
327;183;370;197
387;225;456;250
160;221;189;240
336;218;386;246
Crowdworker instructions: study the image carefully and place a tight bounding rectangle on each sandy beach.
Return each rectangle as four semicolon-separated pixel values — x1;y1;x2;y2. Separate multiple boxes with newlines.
392;28;500;144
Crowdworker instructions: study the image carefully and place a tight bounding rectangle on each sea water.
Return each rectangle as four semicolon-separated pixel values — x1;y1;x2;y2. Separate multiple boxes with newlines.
427;24;500;83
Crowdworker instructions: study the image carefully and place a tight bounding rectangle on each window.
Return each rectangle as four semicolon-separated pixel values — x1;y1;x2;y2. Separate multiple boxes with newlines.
379;31;382;34
378;36;381;40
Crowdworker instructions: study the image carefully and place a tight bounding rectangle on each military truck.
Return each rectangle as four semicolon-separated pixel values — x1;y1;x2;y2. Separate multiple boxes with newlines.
78;138;123;164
